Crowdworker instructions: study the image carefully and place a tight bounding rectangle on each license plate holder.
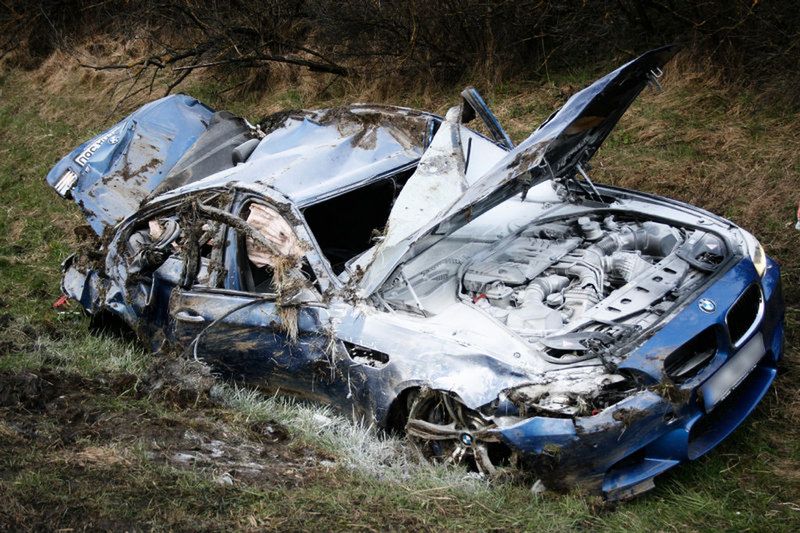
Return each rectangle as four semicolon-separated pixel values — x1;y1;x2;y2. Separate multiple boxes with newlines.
700;333;765;412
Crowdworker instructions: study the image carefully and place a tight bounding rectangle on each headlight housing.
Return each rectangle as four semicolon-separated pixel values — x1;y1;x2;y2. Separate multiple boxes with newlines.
740;229;767;277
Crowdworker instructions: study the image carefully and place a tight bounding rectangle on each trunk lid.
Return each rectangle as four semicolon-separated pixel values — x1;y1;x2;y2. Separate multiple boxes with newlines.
45;94;252;234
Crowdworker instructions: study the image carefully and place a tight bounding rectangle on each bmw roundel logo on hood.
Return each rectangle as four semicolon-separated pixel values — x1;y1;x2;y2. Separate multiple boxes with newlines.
698;298;716;313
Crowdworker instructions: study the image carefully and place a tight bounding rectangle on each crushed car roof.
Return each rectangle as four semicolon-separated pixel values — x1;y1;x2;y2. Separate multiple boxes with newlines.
47;45;676;244
163;106;438;205
46;102;436;234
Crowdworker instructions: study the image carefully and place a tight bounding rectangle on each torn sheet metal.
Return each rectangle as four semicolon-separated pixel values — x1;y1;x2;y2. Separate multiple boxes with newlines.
381;106;468;247
162;106;432;207
46;95;218;234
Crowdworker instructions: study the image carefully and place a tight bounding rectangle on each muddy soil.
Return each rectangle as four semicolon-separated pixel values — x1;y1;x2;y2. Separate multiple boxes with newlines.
0;364;327;489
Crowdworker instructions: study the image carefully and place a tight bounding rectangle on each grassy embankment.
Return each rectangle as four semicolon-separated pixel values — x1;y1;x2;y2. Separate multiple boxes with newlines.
1;50;799;530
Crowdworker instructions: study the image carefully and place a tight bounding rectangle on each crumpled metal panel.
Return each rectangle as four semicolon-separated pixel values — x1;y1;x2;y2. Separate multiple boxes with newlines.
45;94;216;234
381;106;468;247
165;106;431;207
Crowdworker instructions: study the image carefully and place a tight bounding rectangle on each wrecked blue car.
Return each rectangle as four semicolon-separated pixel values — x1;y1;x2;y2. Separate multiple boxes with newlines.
47;46;784;499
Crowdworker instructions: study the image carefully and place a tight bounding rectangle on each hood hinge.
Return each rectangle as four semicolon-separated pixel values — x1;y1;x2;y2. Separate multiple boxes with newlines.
554;158;606;204
576;162;604;202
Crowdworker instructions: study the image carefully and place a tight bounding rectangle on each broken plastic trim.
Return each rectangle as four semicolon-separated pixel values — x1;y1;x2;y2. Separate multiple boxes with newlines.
343;342;390;368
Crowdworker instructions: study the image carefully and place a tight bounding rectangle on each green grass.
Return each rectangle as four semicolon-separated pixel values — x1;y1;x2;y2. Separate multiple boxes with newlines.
1;58;800;531
0;317;148;375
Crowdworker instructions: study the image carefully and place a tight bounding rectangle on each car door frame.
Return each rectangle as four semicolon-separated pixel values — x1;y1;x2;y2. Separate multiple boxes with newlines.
168;188;340;396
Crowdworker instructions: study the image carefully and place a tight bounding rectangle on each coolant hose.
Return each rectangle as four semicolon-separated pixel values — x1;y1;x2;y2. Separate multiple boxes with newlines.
524;275;570;302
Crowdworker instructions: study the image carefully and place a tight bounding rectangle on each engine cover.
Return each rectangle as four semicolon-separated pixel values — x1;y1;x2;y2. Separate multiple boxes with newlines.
463;237;581;292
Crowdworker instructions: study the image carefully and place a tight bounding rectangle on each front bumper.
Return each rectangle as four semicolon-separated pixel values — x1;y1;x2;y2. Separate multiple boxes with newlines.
497;257;784;499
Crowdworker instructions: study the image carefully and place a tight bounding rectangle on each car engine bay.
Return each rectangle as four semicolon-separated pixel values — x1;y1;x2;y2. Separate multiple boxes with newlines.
378;213;728;364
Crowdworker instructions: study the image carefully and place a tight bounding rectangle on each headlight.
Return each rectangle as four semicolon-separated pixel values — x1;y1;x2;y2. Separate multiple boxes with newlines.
740;229;767;277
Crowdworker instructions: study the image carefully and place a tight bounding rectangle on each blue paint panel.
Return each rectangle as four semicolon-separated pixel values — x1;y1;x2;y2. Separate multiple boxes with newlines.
687;363;776;459
497;417;578;453
620;259;763;381
603;457;679;497
46;94;215;233
496;256;784;499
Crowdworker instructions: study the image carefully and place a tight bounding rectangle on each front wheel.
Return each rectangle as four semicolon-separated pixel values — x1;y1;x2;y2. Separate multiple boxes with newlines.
404;388;512;477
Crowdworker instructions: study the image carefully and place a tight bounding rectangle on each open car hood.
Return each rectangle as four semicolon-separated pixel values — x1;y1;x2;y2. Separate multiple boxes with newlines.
360;45;677;296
